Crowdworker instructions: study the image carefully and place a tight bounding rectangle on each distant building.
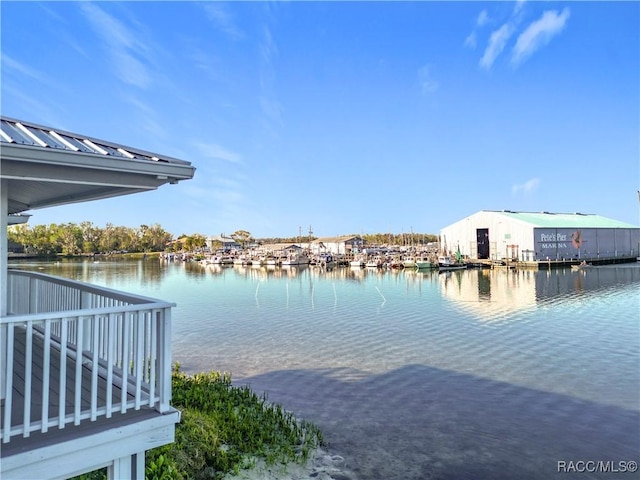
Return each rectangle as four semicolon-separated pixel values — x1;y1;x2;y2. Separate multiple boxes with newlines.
206;234;240;251
440;210;640;262
7;239;23;254
260;243;303;254
310;235;364;255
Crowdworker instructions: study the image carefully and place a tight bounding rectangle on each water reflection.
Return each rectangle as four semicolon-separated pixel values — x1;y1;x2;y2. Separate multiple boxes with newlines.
12;259;639;306
180;260;208;278
439;265;640;322
9;256;170;287
535;264;640;300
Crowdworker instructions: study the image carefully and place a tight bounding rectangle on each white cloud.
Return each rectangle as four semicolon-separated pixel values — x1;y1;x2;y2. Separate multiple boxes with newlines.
476;10;490;27
260;96;283;124
1;83;59;125
418;65;439;94
513;0;527;16
512;8;570;66
260;25;278;66
2;54;46;82
480;24;513;70
79;3;152;88
193;142;243;164
464;10;489;49
202;3;244;40
259;25;282;127
512;178;541;195
113;51;152;88
465;32;477;49
1;55;70;121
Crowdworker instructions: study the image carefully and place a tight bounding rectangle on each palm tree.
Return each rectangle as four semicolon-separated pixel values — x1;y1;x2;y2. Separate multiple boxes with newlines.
232;230;252;249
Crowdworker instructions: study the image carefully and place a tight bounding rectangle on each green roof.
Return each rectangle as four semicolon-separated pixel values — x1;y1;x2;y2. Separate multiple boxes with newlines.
494;211;638;228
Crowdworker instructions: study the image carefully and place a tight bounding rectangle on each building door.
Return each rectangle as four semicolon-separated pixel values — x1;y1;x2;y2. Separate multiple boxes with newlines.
477;228;489;259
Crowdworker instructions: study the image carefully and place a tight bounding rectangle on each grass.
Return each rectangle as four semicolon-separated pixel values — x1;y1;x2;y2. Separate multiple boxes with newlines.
72;364;324;480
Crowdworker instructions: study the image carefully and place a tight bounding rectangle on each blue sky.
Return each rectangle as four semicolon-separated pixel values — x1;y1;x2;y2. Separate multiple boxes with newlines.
2;1;638;238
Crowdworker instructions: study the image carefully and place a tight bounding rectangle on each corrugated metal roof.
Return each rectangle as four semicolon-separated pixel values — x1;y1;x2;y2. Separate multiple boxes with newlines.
0;116;190;166
1;116;195;214
314;235;362;243
494;211;637;228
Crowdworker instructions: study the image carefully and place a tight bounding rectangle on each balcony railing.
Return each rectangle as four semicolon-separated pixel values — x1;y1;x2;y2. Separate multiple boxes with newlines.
1;270;174;444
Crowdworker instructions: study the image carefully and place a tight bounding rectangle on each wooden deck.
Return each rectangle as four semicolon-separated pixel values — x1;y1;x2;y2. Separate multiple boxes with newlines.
2;267;179;478
3;325;132;425
1;325;158;459
2;404;161;459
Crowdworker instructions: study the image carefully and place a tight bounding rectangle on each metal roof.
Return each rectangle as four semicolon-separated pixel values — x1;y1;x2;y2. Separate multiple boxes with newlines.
1;116;196;214
0;116;190;166
313;235;362;243
493;210;637;228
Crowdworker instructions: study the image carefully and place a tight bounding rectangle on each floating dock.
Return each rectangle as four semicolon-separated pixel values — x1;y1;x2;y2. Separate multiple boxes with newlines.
468;256;638;271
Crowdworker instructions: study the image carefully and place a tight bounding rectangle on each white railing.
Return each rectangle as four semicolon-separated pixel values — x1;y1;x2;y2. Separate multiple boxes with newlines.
1;270;174;444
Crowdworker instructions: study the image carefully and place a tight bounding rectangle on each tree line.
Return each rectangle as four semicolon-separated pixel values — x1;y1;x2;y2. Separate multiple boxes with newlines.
258;233;439;245
8;222;183;256
361;232;439;246
8;222;439;257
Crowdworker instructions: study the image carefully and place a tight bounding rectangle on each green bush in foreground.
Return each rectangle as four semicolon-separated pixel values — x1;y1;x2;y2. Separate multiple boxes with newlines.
73;365;324;480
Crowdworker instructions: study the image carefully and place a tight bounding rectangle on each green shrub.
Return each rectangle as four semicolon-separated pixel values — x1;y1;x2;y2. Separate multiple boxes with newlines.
71;365;323;480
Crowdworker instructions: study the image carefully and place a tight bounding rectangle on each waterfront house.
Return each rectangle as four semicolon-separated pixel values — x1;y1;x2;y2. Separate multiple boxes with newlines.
206;234;241;251
260;242;303;253
309;235;364;255
0;116;196;479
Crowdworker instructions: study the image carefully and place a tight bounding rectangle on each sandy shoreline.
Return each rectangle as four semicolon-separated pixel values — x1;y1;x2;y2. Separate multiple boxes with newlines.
222;447;357;480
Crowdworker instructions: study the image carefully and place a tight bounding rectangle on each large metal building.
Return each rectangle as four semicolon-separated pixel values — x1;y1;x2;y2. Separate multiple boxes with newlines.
440;210;640;263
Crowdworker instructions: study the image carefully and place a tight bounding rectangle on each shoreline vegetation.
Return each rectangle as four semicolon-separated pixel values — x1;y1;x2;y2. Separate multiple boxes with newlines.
73;365;327;480
7;222;438;259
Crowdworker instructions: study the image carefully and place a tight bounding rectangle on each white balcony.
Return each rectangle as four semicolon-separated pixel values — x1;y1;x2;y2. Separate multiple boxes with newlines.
1;270;180;479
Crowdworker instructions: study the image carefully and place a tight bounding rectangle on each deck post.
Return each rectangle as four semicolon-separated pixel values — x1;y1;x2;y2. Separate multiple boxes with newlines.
109;455;132;480
157;307;172;412
28;275;38;314
108;451;145;480
1;179;8;400
134;451;145;479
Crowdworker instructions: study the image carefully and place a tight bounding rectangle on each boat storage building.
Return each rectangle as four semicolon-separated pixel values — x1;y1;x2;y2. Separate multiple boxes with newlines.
439;210;640;263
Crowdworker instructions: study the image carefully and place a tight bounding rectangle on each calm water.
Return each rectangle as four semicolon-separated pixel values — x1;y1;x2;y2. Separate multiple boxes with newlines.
11;259;640;479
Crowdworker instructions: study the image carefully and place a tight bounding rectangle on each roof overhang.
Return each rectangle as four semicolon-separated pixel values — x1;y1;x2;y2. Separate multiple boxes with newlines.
7;214;31;225
0;117;196;214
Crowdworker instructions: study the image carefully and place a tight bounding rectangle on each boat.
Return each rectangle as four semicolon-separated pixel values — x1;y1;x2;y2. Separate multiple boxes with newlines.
349;254;366;268
210;255;234;266
571;261;593;271
233;254;252;266
366;255;385;268
315;253;335;268
250;255;266;267
264;255;283;266
438;255;467;272
388;255;405;269
415;257;437;269
402;256;417;269
281;252;310;266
